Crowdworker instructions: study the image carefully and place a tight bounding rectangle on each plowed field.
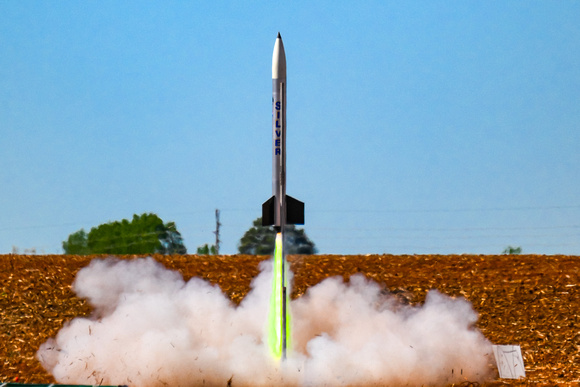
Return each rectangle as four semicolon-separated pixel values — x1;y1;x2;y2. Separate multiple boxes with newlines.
1;254;578;386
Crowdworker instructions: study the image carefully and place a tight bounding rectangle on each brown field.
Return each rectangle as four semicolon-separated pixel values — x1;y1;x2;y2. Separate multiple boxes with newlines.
0;254;578;386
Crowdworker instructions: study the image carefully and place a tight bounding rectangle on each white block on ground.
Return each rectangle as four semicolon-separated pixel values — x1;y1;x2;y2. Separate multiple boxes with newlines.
493;344;525;379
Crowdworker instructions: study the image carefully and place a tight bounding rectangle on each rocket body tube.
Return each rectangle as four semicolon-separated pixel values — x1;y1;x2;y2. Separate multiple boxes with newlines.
263;33;304;229
272;34;287;229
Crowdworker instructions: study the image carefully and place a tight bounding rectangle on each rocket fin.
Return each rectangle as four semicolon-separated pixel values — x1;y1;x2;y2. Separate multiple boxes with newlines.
286;195;304;225
262;196;276;226
262;195;304;226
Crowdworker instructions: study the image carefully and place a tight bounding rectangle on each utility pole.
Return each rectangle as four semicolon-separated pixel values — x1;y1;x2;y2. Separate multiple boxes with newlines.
213;209;221;255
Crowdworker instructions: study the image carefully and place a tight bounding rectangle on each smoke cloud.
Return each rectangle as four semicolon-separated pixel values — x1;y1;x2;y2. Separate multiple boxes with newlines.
37;257;494;386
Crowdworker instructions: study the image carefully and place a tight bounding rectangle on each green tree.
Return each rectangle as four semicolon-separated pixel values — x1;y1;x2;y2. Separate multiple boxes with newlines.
63;213;187;254
196;244;217;255
238;217;317;255
62;229;90;254
502;245;522;255
158;221;187;254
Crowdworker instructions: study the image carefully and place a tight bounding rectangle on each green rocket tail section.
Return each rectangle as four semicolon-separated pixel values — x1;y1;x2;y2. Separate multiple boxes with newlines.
268;232;291;360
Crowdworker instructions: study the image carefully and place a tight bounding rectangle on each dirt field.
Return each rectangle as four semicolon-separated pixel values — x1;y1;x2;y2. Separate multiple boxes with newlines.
1;254;578;386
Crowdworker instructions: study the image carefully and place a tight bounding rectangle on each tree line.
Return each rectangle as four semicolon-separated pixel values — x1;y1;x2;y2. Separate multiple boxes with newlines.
62;213;316;255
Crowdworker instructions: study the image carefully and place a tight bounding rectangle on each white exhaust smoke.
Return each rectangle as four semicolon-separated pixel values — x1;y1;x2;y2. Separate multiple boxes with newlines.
37;257;494;386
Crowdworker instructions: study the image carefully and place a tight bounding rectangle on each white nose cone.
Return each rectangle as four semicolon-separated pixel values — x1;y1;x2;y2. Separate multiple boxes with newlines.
272;33;286;79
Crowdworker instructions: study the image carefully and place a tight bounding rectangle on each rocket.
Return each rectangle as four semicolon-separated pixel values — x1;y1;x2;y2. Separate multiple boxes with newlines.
263;33;304;360
262;33;304;230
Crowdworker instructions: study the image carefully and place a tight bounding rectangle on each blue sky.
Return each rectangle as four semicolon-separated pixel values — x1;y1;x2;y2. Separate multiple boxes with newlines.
1;1;579;255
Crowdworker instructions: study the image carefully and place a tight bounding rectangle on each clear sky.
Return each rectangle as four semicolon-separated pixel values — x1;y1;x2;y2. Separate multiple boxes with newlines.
1;1;579;255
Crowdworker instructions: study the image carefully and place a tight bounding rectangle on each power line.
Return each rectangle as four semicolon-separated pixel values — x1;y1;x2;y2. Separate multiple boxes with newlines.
311;232;580;241
310;204;580;214
308;224;580;233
